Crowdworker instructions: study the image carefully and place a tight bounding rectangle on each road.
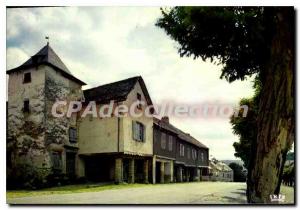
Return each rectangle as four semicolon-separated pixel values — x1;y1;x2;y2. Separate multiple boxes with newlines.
8;182;250;204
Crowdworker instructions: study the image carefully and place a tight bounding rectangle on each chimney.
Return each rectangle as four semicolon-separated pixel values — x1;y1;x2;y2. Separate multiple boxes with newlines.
161;116;169;124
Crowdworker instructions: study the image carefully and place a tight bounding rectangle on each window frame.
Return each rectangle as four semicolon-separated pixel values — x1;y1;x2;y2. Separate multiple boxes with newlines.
132;121;145;142
161;133;167;149
179;143;185;156
69;127;77;143
168;135;173;151
51;152;62;171
192;149;197;160
23;99;30;113
23;72;32;84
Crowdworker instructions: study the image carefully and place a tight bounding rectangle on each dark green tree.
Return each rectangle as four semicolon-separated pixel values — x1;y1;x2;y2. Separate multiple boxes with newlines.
229;162;247;182
230;78;260;169
156;7;294;203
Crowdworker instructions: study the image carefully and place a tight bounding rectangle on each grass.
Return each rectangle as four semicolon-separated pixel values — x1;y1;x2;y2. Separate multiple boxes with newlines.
280;185;295;204
7;182;148;199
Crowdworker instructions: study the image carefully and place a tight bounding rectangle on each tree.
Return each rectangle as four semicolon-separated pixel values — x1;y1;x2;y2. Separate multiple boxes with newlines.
282;161;295;187
156;7;294;203
230;79;260;169
229;162;246;182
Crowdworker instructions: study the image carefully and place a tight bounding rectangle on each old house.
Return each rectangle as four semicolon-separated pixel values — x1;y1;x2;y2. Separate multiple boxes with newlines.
153;117;209;183
78;77;154;184
7;44;209;188
209;158;234;182
7;44;86;187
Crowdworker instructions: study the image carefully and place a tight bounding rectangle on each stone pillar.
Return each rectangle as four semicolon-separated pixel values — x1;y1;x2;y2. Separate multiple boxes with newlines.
152;156;156;184
128;159;135;183
76;155;85;178
193;168;200;181
177;166;183;182
170;161;174;182
160;162;165;183
197;168;201;181
115;158;123;184
143;159;149;183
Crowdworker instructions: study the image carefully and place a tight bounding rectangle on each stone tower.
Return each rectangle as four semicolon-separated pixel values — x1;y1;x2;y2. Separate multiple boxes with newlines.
7;44;86;188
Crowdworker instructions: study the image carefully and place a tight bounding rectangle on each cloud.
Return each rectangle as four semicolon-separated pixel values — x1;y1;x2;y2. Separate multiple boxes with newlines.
6;7;255;160
6;47;29;69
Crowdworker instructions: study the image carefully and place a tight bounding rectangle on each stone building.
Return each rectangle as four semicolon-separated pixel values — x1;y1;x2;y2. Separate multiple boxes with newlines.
209;158;234;182
78;76;154;183
7;44;86;187
153;117;209;184
7;44;209;187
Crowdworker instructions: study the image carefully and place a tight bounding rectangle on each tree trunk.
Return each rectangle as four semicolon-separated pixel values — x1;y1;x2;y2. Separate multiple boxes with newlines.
247;8;294;203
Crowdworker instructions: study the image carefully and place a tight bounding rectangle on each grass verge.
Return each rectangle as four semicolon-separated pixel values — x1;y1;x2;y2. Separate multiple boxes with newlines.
7;183;148;199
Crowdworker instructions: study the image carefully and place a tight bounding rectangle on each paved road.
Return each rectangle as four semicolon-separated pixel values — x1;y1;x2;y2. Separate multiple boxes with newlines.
8;182;248;204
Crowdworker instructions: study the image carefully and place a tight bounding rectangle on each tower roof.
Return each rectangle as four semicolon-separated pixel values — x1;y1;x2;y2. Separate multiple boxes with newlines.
7;44;86;85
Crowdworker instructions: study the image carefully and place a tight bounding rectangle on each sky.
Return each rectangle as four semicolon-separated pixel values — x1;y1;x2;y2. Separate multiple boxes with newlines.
6;7;256;160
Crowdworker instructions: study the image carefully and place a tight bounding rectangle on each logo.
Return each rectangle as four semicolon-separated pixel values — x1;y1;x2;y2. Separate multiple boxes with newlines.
270;194;285;202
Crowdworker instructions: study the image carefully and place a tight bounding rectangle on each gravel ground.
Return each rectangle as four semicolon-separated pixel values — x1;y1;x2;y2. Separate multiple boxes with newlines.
7;182;294;205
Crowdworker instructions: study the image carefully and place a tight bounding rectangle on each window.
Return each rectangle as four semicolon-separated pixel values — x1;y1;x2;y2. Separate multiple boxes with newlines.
192;149;197;160
161;133;166;149
168;135;173;151
137;93;142;109
187;147;191;159
69;128;77;143
132;121;145;142
23;99;30;113
23;72;31;83
179;144;185;156
201;152;204;162
51;152;62;171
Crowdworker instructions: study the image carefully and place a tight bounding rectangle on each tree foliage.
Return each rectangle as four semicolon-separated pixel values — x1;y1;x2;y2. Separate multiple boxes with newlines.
156;7;278;82
229;162;247;182
230;78;261;168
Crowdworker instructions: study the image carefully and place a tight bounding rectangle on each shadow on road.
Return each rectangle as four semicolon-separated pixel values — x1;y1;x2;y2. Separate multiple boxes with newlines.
222;196;247;204
221;188;247;204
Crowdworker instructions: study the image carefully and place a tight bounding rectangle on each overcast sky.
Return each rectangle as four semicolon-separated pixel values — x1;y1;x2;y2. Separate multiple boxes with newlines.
6;7;255;160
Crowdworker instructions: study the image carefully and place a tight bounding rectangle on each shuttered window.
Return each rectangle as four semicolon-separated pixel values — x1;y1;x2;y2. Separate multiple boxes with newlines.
132;121;145;142
192;149;197;160
180;144;185;156
168;135;173;151
161;133;166;149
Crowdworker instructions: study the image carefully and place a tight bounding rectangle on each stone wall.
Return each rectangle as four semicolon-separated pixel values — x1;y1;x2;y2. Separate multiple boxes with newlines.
7;65;83;188
7;66;50;188
122;82;153;156
44;66;83;176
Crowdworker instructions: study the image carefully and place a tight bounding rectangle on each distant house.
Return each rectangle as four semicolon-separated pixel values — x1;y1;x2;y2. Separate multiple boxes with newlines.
209;158;233;182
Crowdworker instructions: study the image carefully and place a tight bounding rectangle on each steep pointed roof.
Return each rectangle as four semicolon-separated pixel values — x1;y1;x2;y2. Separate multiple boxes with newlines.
84;76;153;105
7;44;86;85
